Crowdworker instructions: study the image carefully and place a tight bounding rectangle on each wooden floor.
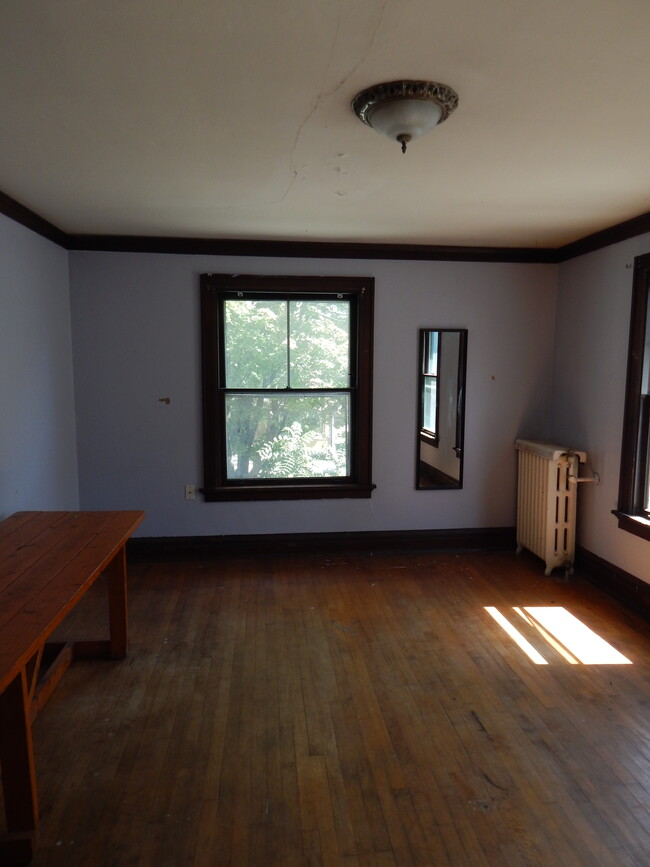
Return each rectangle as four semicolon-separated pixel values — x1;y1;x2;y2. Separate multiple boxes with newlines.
5;548;650;865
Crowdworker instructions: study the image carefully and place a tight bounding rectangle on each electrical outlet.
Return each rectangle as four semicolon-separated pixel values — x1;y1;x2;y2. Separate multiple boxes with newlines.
185;484;195;500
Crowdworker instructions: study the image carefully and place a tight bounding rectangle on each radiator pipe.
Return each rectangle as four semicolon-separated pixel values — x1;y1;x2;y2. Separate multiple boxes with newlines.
568;472;600;485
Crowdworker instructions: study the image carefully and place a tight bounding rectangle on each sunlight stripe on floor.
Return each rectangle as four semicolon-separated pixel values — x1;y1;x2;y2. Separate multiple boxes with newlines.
484;606;548;664
513;606;579;664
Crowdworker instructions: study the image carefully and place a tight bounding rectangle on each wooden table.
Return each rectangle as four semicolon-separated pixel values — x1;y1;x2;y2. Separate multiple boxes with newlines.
0;510;144;865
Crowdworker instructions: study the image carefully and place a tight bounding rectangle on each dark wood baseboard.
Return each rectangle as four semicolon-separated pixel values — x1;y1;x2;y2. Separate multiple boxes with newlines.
127;526;516;562
576;546;650;619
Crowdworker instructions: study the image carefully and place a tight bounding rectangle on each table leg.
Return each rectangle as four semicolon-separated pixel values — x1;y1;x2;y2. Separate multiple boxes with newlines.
106;545;128;659
0;669;38;865
72;546;130;663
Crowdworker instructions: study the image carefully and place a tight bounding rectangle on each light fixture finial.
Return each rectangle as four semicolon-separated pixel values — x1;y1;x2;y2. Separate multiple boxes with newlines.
397;134;410;154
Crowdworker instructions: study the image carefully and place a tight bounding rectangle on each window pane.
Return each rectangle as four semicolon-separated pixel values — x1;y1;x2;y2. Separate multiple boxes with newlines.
289;300;350;388
424;331;439;375
224;299;288;388
225;393;350;479
423;379;437;433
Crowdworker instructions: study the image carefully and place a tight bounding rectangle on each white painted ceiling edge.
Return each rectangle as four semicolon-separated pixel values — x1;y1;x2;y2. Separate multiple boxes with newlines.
1;0;649;248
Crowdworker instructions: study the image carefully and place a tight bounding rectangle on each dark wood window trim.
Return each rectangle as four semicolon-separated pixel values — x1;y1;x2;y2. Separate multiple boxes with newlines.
614;252;650;541
200;274;375;501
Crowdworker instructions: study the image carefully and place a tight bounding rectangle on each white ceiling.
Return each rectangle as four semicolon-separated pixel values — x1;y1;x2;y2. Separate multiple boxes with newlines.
1;0;650;249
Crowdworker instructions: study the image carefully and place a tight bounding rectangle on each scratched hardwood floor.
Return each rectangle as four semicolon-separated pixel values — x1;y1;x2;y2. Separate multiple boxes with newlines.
10;548;650;866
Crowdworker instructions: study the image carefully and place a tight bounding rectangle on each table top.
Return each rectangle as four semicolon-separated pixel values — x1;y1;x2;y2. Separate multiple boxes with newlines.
0;510;144;691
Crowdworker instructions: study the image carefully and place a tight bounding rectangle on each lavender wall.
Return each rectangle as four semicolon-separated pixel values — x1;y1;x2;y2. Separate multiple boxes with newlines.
551;233;650;584
69;251;556;537
4;199;649;583
0;214;78;516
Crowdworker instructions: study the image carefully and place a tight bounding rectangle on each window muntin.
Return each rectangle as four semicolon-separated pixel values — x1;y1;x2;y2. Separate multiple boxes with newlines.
616;253;650;539
200;275;374;501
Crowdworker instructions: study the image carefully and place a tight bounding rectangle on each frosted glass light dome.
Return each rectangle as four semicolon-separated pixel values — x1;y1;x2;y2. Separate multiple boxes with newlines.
368;99;443;144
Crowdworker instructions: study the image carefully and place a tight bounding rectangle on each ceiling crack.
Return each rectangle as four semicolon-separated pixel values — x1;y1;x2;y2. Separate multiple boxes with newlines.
323;0;390;102
275;0;390;205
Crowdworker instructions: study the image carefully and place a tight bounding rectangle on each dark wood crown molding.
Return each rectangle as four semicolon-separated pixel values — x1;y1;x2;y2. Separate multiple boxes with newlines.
2;188;650;264
0;190;68;248
556;209;650;262
66;233;558;263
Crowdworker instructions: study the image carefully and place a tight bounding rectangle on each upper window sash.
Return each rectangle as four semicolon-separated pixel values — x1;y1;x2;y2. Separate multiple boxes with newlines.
221;294;354;392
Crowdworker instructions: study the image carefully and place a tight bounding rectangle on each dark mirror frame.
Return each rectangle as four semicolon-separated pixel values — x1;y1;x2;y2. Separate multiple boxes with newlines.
614;253;650;541
416;328;468;490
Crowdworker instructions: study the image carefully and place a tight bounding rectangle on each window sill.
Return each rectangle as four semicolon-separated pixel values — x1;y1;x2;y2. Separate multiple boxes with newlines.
202;483;376;502
419;431;439;448
612;510;650;542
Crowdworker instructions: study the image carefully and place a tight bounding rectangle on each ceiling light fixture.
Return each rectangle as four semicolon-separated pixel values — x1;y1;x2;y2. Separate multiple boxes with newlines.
352;80;459;153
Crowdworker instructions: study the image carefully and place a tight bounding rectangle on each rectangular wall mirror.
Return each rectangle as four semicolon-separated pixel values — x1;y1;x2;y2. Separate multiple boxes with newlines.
416;328;467;489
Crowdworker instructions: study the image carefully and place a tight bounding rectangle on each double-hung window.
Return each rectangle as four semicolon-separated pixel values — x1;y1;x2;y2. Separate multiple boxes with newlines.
616;252;650;540
200;274;375;500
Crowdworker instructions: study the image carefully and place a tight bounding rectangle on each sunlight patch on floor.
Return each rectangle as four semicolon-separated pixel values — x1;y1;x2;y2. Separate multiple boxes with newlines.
484;606;632;665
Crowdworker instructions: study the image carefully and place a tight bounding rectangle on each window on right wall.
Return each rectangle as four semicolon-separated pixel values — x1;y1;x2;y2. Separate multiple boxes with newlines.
615;251;650;541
